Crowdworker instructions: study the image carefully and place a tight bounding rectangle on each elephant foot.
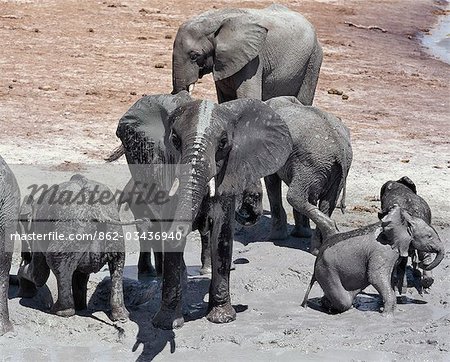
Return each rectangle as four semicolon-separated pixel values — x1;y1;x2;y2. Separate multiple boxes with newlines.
51;301;75;317
206;302;236;324
17;277;38;298
290;226;313;239
111;306;129;323
152;308;184;330
421;275;434;289
0;320;13;336
269;227;288;241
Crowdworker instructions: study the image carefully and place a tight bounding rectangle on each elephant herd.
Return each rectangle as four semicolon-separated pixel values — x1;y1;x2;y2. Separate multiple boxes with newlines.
0;4;445;339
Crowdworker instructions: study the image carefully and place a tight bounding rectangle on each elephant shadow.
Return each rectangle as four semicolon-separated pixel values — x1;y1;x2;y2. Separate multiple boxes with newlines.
87;274;222;361
8;279;54;312
234;212;311;253
305;290;426;315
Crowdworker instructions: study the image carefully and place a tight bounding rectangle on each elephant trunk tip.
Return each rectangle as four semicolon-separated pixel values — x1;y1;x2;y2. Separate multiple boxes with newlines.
420;249;445;271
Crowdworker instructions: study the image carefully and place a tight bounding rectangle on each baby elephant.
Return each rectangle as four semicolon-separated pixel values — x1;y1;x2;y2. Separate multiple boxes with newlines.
302;205;445;315
380;176;434;291
18;174;140;321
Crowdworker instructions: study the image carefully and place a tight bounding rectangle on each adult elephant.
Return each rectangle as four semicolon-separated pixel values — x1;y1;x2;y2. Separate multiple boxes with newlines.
172;4;323;105
114;95;293;329
107;91;197;277
0;155;20;336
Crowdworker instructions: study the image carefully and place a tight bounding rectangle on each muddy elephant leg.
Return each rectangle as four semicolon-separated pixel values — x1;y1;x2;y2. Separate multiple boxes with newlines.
72;271;89;311
394;256;408;295
200;232;212;275
291;210;312;238
264;174;288;240
154;251;163;276
207;196;236;324
153;251;184;329
18;251;50;297
0;250;13;335
286;186;338;255
138;223;156;277
108;253;129;322
49;258;77;317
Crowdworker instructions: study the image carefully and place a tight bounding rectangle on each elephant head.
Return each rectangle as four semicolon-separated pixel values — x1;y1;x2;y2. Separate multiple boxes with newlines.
380;205;444;270
172;12;268;94
164;98;292;237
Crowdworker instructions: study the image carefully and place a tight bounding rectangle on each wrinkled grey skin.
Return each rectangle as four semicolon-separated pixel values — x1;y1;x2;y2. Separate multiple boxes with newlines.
18;174;131;321
137;98;291;330
172;4;322;105
0;156;20;336
107;91;215;276
379;176;434;291
263;96;352;254
302;205;445;315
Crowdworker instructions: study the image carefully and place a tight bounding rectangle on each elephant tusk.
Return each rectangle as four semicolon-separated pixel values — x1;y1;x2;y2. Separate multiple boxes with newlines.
188;83;195;95
169;177;180;197
209;178;215;197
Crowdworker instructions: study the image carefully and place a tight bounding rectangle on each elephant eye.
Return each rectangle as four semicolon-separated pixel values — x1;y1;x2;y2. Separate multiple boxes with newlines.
218;136;228;150
171;132;181;150
189;51;200;62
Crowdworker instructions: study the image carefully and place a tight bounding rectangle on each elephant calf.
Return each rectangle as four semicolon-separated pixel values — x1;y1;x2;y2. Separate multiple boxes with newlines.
0;156;20;336
262;96;352;254
18;174;138;321
379;176;435;291
301;205;445;315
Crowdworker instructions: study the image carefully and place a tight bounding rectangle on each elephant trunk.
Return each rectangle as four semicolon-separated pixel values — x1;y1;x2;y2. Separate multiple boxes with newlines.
421;247;445;271
172;58;199;95
168;147;214;240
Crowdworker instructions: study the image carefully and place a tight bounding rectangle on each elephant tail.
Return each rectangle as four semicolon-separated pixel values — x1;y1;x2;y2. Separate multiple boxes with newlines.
337;181;347;214
301;272;316;308
105;144;125;162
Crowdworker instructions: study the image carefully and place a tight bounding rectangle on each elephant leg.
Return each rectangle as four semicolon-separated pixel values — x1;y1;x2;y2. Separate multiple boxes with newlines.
286;186;338;255
264;174;288;240
291;210;312;238
200;232;212;275
207;196;236;324
153;251;184;329
234;57;263;100
0;250;13;336
18;251;50;297
108;253;129;322
372;277;396;316
138;226;156;277
154;251;163;277
50;258;77;317
394;257;408;295
297;42;323;106
72;271;89;311
311;183;341;252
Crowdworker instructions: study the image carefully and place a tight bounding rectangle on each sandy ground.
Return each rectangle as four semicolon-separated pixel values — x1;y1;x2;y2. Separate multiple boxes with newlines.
0;0;449;360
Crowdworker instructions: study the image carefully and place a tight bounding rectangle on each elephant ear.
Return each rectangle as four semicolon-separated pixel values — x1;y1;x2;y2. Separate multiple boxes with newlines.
380;205;412;257
213;16;268;81
216;99;292;195
397;176;417;194
116;91;193;164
